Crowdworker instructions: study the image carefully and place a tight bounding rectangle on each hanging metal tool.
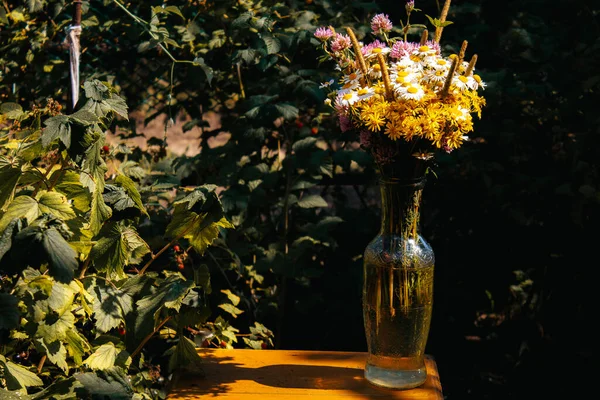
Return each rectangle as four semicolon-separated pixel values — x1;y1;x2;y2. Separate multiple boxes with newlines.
66;1;82;112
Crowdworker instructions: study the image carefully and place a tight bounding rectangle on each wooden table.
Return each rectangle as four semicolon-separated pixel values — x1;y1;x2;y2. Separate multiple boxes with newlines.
167;349;443;399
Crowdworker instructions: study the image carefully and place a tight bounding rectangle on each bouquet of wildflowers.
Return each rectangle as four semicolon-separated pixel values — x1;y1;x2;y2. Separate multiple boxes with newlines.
315;0;486;176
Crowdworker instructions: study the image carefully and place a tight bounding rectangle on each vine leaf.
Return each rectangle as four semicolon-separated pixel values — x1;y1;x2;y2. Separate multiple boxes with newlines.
192;57;214;86
42;228;78;283
10;220;78;283
36;190;77;221
74;367;134;400
88;223;150;279
296;194;328;208
89;189;112;236
115;174;148;216
134;275;195;337
167;336;203;373
88;278;133;333
0;157;21;211
65;329;89;367
36;338;69;374
165;186;234;255
55;170;92;213
84;343;118;371
0;192;75;232
0;355;43;390
218;303;244;318
81;80;129;120
42;115;71;148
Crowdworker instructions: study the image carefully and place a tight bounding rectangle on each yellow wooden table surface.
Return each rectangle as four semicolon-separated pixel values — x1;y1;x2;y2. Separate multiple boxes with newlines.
167;349;443;400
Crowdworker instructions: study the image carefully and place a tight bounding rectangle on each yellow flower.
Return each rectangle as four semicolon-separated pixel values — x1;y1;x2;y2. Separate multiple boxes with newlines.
362;112;386;132
384;120;403;140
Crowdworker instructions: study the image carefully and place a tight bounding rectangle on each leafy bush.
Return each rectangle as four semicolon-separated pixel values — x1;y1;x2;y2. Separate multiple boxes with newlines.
1;1;597;399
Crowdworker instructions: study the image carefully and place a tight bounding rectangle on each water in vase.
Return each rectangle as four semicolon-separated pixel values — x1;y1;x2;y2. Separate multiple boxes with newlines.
363;264;434;389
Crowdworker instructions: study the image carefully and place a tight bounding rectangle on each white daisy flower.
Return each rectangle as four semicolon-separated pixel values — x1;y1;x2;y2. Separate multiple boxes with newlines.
412;45;437;64
453;74;470;91
472;74;487;90
397;84;425;101
361;40;392;59
367;63;383;79
396;54;423;72
339;90;360;106
423;69;448;86
429;57;451;71
319;79;335;89
337;80;360;94
456;60;470;74
342;71;363;85
356;86;375;101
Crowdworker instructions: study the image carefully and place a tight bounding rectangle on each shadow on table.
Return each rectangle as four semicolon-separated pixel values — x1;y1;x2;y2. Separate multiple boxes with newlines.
170;352;441;399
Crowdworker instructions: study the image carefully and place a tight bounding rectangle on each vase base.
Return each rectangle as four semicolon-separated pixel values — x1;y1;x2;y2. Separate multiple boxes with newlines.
364;362;427;389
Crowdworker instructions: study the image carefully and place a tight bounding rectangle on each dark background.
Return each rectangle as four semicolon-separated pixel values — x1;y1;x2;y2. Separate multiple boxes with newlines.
1;1;597;398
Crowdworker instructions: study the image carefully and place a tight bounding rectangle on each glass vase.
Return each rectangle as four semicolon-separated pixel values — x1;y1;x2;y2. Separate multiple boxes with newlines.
362;176;435;389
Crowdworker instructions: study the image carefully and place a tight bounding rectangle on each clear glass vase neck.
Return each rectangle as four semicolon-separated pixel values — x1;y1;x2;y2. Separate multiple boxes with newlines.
379;177;426;238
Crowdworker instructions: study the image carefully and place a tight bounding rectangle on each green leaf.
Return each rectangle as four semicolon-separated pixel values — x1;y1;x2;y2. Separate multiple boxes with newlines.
263;34;281;54
0;293;20;331
292;137;317;152
0;191;76;232
30;377;80;399
55;170;91;213
165;186;234;255
115;174;148;216
37;190;76;220
84;343;118;371
118;160;146;180
296;194;328;208
164;5;184;19
425;15;453;28
168;336;203;373
0;102;24;119
0;217;23;264
220;289;240;306
243;337;263;350
89;280;133;333
235;48;259;65
88;223;149;279
43;228;78;283
274;103;299;120
193;264;211;294
192;57;214;86
104;96;129;120
48;282;79;315
75;367;134;400
89;189;112;236
208;29;226;49
0;157;22;211
167;212;234;256
27;0;44;13
218;303;244;318
102;185;134;211
81;80;129;120
81;133;108;193
41;339;69;373
135;275;195;336
36;311;75;343
42;115;71;148
0;356;43;390
232;11;253;28
70;109;99;126
65;329;89;366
